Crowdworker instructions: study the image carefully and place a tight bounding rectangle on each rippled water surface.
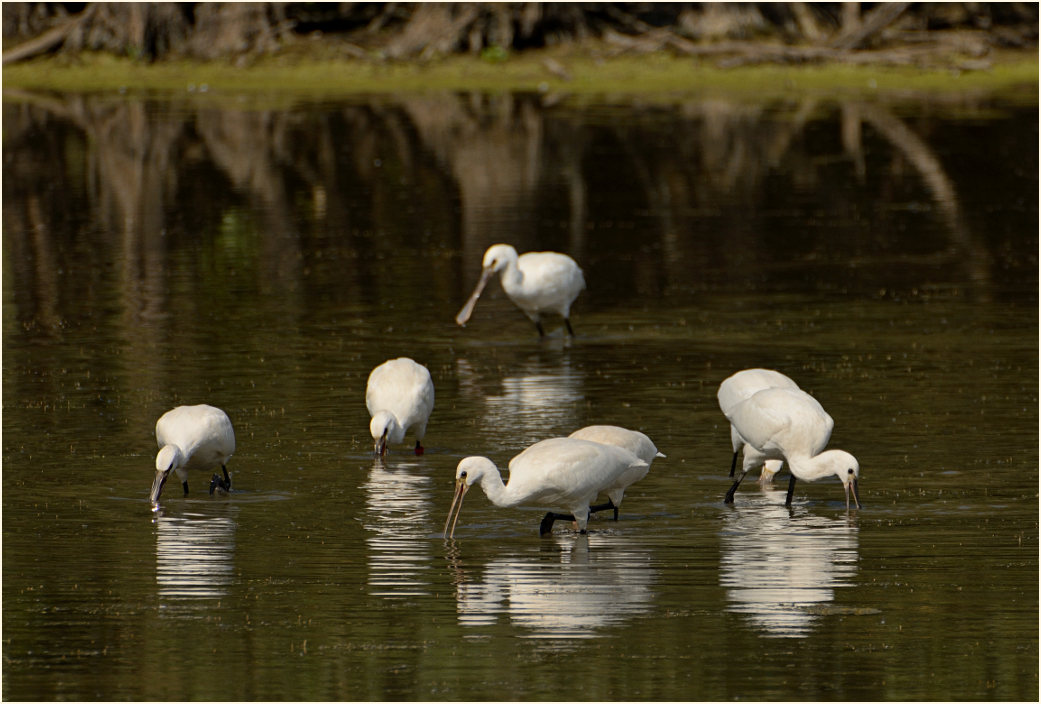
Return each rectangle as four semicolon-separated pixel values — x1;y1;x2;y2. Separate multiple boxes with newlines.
3;88;1037;701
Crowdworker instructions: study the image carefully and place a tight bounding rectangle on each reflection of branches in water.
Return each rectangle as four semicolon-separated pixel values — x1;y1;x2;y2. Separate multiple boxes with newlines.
2;89;1002;336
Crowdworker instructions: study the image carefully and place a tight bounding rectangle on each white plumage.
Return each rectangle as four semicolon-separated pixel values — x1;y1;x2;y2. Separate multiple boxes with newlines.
566;425;665;521
723;387;861;509
455;244;585;337
366;357;435;456
717;368;800;483
152;404;235;504
443;437;647;538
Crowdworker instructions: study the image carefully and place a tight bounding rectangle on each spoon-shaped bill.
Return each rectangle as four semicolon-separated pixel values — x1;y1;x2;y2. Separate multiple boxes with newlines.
455;268;494;326
443;477;469;538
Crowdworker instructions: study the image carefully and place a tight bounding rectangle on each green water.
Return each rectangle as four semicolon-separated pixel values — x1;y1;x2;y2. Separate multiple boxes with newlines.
2;90;1037;701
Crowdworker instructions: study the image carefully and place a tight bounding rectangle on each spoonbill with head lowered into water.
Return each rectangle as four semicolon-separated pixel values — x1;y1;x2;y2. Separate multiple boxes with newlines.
366;357;435;456
532;425;666;533
723;386;861;510
718;368;800;484
443;437;647;539
151;404;235;504
455;244;585;337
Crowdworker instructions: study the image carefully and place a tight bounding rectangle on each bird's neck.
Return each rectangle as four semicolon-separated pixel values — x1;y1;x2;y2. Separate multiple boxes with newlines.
498;259;522;289
787;452;836;482
476;469;518;508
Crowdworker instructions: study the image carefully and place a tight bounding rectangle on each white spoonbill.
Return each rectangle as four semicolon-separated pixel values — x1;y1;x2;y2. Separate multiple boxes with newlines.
723;387;860;510
366;357;435;456
718;368;800;484
443;437;647;538
455;244;585;337
559;425;664;525
151;404;235;504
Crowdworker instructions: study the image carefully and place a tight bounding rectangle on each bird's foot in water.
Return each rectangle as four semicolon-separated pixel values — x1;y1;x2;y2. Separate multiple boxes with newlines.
414;441;424;456
540;511;576;536
209;471;231;495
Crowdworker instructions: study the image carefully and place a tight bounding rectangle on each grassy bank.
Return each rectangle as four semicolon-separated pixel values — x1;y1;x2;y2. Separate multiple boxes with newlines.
3;44;1037;100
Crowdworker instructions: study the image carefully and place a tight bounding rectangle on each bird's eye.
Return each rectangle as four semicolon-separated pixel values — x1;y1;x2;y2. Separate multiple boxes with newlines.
460;471;467;478
847;468;854;475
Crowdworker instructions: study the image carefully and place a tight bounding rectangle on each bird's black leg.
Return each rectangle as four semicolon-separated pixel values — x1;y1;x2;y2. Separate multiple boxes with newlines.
724;470;748;504
785;474;798;507
565;317;576;337
540;511;575;536
535;319;546;337
210;465;232;495
729;450;739;478
414;440;424;456
182;481;190;496
589;498;618;521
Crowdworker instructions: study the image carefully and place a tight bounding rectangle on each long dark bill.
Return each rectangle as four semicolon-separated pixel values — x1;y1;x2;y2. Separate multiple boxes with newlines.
847;477;862;510
150;469;170;503
443;477;468;539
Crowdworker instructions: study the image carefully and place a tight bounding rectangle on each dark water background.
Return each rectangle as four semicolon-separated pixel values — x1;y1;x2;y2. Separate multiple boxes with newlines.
3;86;1037;701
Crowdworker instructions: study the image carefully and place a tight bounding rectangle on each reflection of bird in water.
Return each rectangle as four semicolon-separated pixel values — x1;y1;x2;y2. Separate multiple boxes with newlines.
151;404;235;504
718;368;799;484
720;495;859;638
455;244;585;337
362;461;434;598
457;355;584;445
454;535;654;642
155;511;236;601
366;357;435;456
724;387;861;509
487;370;583;438
531;425;665;530
444;438;647;538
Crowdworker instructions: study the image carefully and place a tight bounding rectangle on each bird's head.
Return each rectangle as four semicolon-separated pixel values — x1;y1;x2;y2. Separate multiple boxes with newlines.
151;445;184;503
369;411;402;456
443;456;496;539
824;449;861;510
481;244;517;273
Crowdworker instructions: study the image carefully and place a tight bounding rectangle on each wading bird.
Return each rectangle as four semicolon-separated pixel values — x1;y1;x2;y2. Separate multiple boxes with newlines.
539;425;665;531
718;368;800;483
366;357;435;456
455;244;585;337
151;404;236;504
443;437;647;539
723;387;860;510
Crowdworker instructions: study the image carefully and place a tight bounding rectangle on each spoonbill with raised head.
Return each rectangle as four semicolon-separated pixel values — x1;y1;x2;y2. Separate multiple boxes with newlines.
366;357;435;456
723;387;861;510
455;244;585;337
151;404;235;504
443;437;647;538
718;368;800;483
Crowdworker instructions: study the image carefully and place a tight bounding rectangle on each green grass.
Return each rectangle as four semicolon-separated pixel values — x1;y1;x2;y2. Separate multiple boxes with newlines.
2;45;1036;101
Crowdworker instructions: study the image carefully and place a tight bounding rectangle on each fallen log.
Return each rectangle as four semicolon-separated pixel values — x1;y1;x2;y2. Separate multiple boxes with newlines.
2;4;97;65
